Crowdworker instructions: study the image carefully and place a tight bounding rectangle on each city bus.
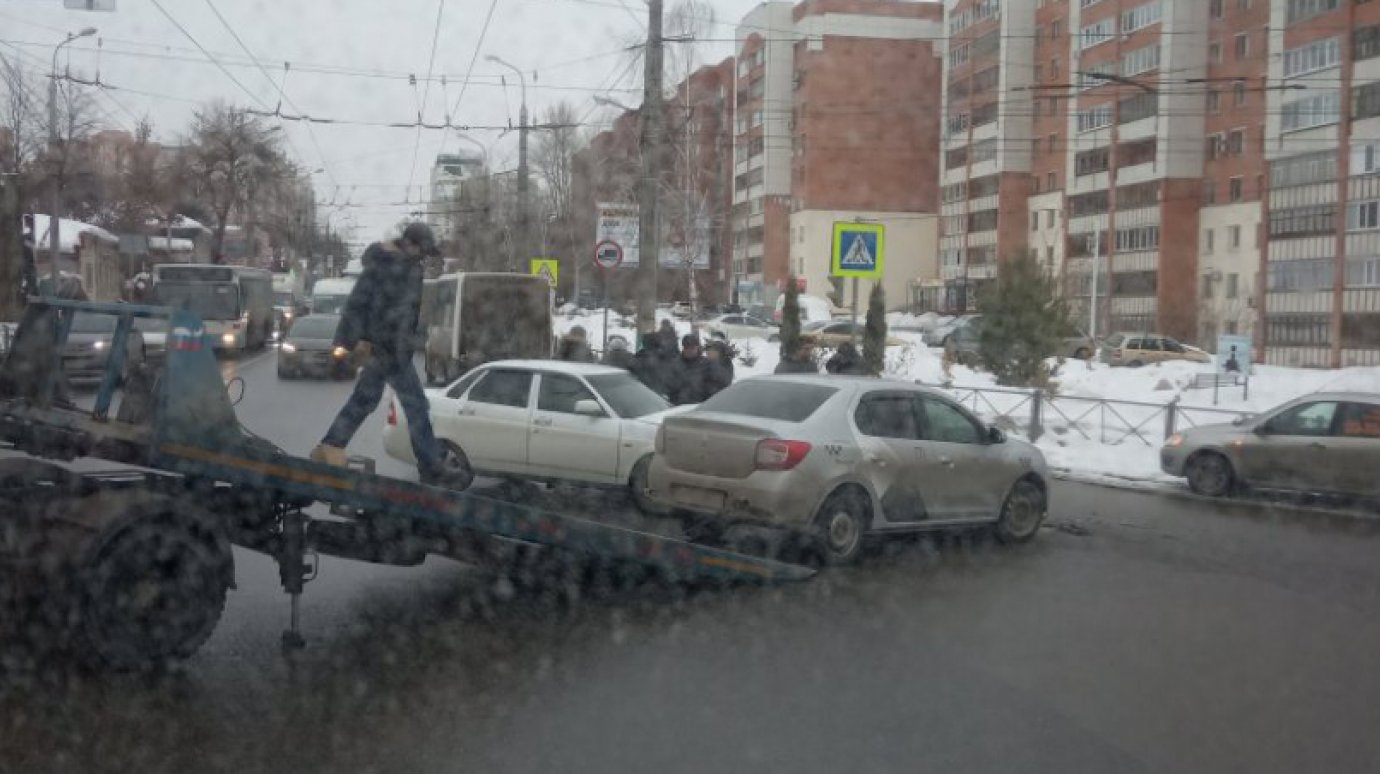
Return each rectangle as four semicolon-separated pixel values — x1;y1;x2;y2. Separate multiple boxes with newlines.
310;276;357;316
151;264;274;351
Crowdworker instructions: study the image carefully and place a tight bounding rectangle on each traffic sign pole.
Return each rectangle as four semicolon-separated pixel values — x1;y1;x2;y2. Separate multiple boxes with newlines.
593;240;624;353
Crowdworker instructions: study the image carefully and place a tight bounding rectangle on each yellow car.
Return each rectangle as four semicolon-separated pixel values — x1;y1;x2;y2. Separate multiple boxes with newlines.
1099;332;1210;368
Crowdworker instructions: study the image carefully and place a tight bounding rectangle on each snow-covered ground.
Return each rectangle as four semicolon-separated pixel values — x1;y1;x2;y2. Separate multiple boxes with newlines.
555;308;1380;487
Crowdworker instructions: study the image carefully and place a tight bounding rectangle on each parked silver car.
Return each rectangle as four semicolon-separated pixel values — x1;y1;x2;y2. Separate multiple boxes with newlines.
1161;392;1380;500
647;375;1049;563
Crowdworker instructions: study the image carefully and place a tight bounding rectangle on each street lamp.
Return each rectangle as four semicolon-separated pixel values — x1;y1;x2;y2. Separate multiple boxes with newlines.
46;27;96;289
485;55;531;270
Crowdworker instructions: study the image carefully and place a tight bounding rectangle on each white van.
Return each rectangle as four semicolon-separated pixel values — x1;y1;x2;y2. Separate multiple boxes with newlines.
310;277;357;316
773;293;838;325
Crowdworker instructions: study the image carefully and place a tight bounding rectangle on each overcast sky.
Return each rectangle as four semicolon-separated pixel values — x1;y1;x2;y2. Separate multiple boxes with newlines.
0;0;765;246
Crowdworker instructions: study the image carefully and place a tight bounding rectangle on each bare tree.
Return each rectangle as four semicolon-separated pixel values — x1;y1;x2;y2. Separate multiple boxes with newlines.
178;103;289;261
533;101;580;294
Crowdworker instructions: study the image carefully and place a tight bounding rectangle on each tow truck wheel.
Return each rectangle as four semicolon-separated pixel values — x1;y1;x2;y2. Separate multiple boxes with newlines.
75;516;231;670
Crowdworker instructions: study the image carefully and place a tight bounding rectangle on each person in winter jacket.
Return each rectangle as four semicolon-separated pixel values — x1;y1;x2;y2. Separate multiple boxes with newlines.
313;223;464;488
631;343;666;396
703;339;735;398
601;336;636;371
557;325;595;362
825;342;868;375
666;334;711;405
775;339;819;374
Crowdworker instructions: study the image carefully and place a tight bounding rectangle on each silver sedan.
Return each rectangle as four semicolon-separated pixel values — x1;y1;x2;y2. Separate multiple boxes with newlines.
646;375;1049;564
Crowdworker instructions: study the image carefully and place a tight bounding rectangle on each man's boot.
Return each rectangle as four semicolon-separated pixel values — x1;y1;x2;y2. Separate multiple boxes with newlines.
310;444;348;467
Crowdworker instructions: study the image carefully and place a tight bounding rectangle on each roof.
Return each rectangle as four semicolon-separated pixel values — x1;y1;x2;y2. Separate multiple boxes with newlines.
145;215;211;234
28;215;118;253
475;359;625;376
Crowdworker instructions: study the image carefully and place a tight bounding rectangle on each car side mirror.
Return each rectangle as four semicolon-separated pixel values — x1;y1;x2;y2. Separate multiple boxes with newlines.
574;399;604;417
987;425;1006;444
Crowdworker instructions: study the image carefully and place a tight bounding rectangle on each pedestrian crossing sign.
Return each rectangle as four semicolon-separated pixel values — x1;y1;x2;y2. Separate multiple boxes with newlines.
831;222;884;279
530;258;559;287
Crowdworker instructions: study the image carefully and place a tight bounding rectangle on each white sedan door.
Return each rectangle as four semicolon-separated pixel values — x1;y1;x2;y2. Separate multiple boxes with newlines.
526;372;623;484
454;367;535;474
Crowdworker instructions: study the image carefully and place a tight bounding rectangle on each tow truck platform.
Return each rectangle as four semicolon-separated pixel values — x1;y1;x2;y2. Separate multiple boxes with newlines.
0;299;814;670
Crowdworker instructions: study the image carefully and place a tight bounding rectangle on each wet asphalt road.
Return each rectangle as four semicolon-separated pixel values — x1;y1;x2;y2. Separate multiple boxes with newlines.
3;348;1380;773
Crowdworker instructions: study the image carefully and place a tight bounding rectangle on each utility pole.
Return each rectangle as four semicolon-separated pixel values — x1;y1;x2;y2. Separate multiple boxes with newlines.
47;28;97;289
487;56;530;273
636;0;665;341
0;175;22;320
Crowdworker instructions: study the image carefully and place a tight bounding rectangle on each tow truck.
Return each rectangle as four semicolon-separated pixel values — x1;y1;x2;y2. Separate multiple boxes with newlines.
0;299;814;670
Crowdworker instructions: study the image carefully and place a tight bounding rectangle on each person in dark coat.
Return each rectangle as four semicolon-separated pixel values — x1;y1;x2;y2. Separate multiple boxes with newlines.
775;339;818;374
704;339;735;398
631;344;666;396
557;325;595;362
601;336;636;371
825;342;868;376
667;334;711;405
313;223;462;488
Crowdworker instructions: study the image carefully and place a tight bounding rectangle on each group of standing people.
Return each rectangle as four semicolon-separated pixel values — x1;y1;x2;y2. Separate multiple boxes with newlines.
776;339;868;376
557;319;733;405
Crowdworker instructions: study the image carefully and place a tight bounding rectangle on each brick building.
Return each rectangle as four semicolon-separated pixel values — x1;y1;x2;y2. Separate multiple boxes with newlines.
938;0;1380;366
733;0;945;309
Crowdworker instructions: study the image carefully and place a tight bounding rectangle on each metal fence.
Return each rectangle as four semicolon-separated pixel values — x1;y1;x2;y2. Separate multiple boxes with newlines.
922;382;1255;447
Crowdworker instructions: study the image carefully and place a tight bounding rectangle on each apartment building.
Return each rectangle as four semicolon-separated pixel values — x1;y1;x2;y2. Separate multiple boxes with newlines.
733;0;945;308
429;152;484;245
1262;0;1380;368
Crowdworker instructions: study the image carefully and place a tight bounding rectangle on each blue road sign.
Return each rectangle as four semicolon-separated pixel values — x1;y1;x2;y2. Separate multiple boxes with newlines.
831;222;885;278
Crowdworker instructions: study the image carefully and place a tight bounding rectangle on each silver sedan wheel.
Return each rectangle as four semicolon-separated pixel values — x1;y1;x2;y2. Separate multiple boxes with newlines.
995;480;1045;544
815;491;868;564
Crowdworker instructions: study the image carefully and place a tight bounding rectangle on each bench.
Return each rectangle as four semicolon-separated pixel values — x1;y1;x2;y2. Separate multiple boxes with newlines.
1188;372;1240;390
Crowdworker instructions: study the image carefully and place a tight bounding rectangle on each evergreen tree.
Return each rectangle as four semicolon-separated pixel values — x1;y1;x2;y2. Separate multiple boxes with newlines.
779;276;802;361
977;254;1070;388
863;282;887;376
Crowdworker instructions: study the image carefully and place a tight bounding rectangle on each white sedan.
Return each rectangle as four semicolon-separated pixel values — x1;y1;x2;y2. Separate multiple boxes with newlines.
702;313;779;342
384;360;687;510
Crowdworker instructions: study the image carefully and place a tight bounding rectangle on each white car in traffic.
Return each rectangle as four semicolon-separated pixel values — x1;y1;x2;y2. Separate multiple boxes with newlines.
383;360;688;510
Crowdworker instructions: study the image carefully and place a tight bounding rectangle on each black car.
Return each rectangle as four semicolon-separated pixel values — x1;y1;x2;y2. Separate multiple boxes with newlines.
64;312;146;384
277;314;354;379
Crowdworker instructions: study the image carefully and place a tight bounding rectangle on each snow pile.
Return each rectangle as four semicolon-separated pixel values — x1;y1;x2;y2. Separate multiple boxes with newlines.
553;308;1380;486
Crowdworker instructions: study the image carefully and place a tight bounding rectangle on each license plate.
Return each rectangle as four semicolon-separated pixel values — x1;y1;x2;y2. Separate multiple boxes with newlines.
671;485;725;511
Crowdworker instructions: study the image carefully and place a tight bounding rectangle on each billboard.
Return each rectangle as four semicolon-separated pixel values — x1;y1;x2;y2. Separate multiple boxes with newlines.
1217;334;1252;376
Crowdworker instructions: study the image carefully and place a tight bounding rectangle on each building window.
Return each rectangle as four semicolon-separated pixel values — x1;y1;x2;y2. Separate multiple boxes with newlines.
1068;190;1110;217
1047;171;1057;191
1075;147;1111;176
1077;104;1114;133
1353;142;1380;175
1209;42;1222;65
1080;19;1115;51
1047;210;1056;228
1348;200;1380;231
1229;225;1242;248
1079;62;1116;90
1119;92;1159;124
1269;204;1337;238
1121;1;1163;34
1284;37;1341;77
1206;89;1220;114
1119;137;1158;168
972;101;1000;127
1206;133;1225;160
1354;82;1380;120
1228;129;1244;155
1047;133;1058;153
1204;178;1216;205
1115;225;1160;252
1032;139;1043;159
1119;181;1160;209
1266;314;1330;346
1280;91;1341;133
1121;44;1161;77
1234;33;1249;61
1204;228;1215;254
1285;0;1340;26
1032;215;1040;232
1233;81;1247;106
1270;150;1337;188
1226;273;1240;298
1210;0;1223;17
971;138;999;164
1346;256;1380;287
1230;176;1244;201
1356;25;1380;62
1268;260;1335;292
972;66;1000;95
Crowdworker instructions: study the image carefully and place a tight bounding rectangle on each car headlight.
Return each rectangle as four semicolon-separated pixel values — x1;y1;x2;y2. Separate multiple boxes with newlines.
280;342;297;353
92;340;105;351
1165;433;1184;448
222;333;236;345
283;310;293;320
332;346;349;360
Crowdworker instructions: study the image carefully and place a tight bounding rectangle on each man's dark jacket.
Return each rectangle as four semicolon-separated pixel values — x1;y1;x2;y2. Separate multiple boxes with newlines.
335;241;424;357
